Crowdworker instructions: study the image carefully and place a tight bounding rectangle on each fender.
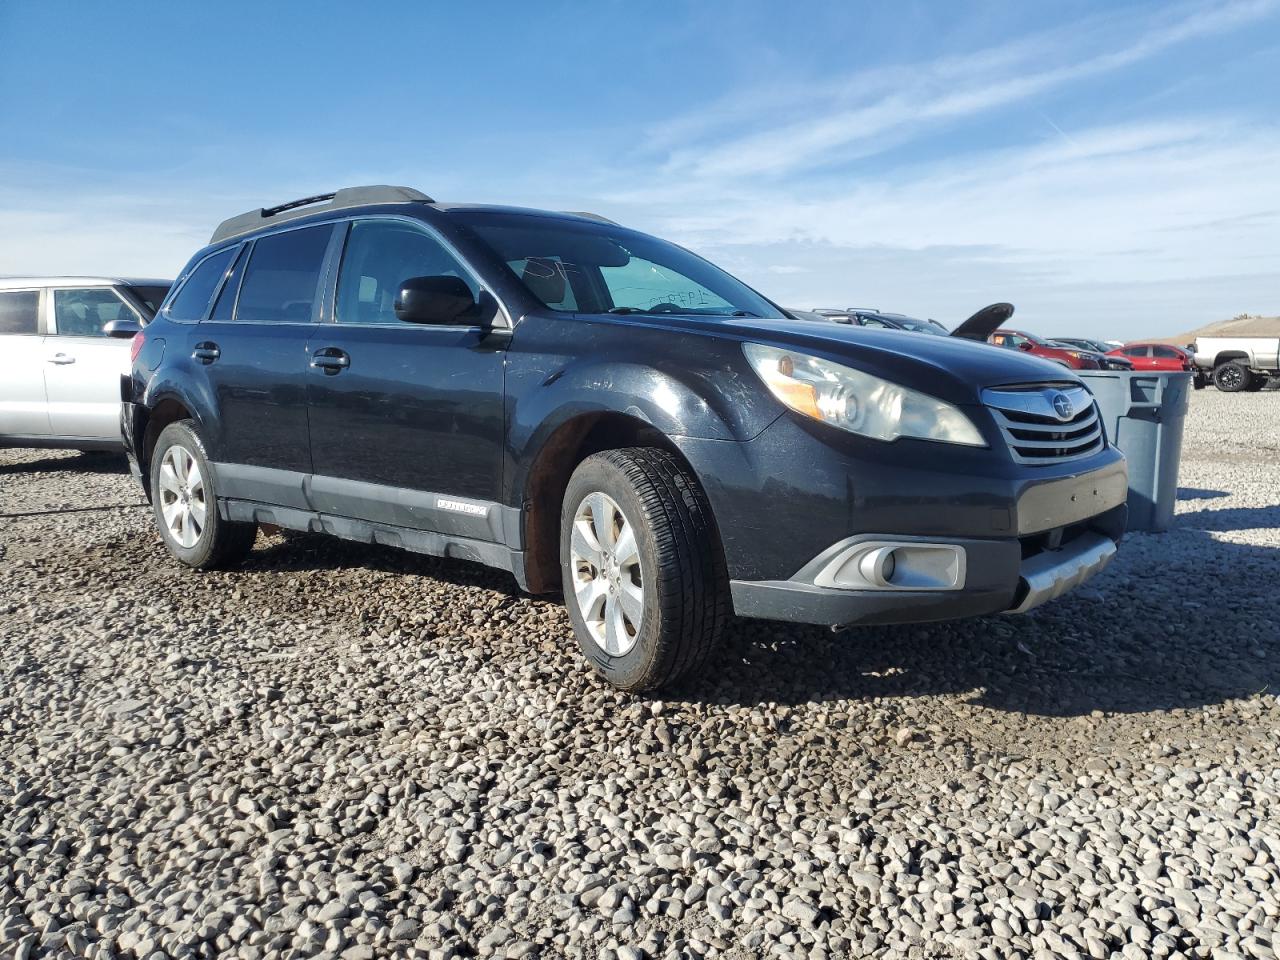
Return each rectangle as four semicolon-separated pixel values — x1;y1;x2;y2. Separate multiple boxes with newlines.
501;312;787;516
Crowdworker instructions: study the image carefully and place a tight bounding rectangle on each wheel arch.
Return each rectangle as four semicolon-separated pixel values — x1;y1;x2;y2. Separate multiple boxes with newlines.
1213;350;1251;367
137;392;203;496
518;411;718;593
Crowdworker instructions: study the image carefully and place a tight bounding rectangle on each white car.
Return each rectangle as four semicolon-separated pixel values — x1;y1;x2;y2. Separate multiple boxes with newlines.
0;276;171;450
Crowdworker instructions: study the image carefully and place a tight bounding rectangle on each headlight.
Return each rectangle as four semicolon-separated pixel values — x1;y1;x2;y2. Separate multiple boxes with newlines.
743;343;986;446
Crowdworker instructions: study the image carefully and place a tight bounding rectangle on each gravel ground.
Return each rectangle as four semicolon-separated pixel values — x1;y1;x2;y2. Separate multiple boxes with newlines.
1;389;1277;960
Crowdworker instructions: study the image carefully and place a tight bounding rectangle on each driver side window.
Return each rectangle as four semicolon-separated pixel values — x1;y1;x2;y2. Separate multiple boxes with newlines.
53;288;139;337
336;220;480;325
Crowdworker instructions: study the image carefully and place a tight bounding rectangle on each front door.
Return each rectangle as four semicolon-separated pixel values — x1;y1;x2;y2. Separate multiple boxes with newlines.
45;287;138;440
0;288;50;439
305;217;507;539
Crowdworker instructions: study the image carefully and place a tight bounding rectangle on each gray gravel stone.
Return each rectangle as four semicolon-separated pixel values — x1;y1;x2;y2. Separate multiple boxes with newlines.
0;390;1277;959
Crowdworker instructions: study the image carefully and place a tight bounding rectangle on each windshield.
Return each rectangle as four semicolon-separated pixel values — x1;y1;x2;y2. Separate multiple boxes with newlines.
455;212;784;318
122;284;171;318
891;315;946;335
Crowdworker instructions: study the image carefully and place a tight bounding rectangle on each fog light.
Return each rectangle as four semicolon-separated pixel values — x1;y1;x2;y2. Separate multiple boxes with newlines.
857;547;898;587
814;540;966;591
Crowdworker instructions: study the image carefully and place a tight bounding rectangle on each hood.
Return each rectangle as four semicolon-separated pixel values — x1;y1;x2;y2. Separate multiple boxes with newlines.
600;313;1082;406
950;302;1015;342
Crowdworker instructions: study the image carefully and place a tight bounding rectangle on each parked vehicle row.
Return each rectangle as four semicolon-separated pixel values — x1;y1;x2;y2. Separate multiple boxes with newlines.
116;184;1128;691
988;329;1134;371
0;277;171;449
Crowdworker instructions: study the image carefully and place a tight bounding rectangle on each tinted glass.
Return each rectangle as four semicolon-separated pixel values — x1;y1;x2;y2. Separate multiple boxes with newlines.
122;284;170;317
336;220;479;325
458;212;782;318
1123;346;1149;357
0;290;39;334
209;245;249;322
168;247;236;322
54;288;138;336
1152;345;1180;359
236;225;332;322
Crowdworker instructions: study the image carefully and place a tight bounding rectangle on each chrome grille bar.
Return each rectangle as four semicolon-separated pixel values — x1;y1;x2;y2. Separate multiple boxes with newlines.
983;384;1106;465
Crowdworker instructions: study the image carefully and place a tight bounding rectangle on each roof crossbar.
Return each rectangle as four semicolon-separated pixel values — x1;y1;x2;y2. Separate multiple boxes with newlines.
210;185;434;244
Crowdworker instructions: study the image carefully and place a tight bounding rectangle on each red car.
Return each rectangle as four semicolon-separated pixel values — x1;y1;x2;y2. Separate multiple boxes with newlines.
1108;342;1205;387
989;329;1102;369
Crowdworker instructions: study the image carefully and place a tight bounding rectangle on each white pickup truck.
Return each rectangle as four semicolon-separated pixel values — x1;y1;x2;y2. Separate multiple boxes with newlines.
1192;336;1280;392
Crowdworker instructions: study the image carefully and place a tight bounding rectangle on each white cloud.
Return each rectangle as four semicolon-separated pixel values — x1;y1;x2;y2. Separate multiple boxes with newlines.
655;0;1279;180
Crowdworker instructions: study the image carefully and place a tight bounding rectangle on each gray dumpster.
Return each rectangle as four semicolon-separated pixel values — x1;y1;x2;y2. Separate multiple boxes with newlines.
1077;371;1191;532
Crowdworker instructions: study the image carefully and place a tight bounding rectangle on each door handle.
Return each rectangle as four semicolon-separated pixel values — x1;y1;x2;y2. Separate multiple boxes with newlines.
193;342;221;363
48;353;76;364
311;348;350;374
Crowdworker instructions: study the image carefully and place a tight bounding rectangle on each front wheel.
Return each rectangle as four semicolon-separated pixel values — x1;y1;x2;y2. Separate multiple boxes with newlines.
150;421;257;569
560;448;729;692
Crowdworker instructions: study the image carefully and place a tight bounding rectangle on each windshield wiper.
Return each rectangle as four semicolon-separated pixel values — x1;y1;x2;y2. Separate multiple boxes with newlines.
607;307;643;314
730;310;759;317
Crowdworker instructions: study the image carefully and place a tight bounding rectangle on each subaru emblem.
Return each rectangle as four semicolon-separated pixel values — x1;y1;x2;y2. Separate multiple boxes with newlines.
1051;392;1074;420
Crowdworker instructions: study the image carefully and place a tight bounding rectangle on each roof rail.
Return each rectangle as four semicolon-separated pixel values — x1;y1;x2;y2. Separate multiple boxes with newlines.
563;211;619;225
210;185;434;244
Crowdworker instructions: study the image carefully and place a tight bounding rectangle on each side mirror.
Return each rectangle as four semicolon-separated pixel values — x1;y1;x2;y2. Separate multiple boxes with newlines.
103;317;143;339
394;275;479;325
1018;341;1034;351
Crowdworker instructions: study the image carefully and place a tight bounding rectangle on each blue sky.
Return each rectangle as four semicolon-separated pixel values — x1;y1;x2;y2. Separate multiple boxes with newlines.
1;0;1277;338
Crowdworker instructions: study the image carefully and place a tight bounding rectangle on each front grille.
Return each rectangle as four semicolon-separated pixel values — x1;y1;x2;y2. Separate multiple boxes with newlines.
983;384;1105;465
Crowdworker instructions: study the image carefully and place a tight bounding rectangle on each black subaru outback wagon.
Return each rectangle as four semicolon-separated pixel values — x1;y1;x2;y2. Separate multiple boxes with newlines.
123;185;1127;691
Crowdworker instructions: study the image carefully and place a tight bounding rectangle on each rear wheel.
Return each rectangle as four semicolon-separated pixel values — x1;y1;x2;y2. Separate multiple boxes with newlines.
150;421;257;569
1213;362;1251;392
1245;373;1268;392
560;448;728;692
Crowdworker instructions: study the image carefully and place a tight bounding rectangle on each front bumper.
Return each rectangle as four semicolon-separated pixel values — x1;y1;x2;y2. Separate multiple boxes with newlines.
730;506;1123;627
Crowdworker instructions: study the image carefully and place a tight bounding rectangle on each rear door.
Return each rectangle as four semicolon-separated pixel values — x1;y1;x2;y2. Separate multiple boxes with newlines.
0;288;50;439
190;224;334;507
44;286;139;440
304;217;507;536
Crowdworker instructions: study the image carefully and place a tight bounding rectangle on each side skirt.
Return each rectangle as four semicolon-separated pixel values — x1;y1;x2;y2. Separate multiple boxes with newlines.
219;498;530;590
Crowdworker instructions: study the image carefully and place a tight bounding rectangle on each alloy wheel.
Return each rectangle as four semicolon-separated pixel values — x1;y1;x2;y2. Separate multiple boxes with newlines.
157;444;207;549
569;492;644;656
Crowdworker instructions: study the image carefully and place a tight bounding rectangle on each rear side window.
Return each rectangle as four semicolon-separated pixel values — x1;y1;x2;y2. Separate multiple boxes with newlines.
235;225;332;323
53;288;138;337
1123;345;1150;357
0;290;39;334
168;248;236;322
209;245;249;322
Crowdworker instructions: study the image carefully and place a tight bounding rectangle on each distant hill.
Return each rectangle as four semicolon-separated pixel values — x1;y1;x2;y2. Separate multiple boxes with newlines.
1157;314;1280;345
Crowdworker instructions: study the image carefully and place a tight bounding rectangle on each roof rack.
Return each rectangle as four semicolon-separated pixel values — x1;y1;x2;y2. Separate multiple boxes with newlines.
210;185;434;244
563;211;619;225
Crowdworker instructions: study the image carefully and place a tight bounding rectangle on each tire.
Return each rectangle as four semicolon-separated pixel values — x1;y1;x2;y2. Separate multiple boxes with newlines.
559;448;729;692
1213;362;1251;393
149;421;257;569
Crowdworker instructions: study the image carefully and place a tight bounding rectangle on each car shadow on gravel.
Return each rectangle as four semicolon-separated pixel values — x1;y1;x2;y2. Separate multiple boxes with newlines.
0;451;128;475
241;530;523;595
226;509;1278;722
